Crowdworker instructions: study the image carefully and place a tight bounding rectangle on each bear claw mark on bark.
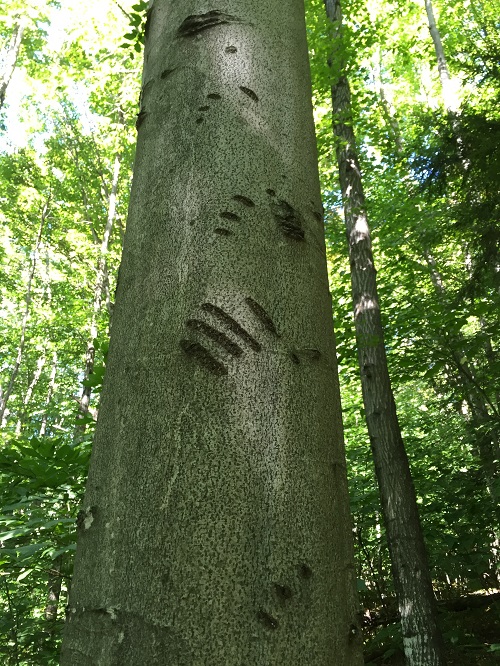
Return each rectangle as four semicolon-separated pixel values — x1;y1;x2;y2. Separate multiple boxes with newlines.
201;303;261;352
214;228;232;236
177;11;241;38
271;199;305;241
186;319;243;357
233;195;255;207
239;86;259;102
180;339;227;376
207;93;221;100
257;609;279;630
220;211;240;221
291;348;322;363
245;297;278;335
225;45;237;53
161;68;176;80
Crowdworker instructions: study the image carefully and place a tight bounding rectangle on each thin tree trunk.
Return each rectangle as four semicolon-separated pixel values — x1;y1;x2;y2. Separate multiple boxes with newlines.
424;0;459;113
39;352;57;437
15;355;45;436
44;556;63;623
325;2;445;664
61;2;363;663
76;153;121;428
423;251;500;508
0;201;48;422
0;20;25;111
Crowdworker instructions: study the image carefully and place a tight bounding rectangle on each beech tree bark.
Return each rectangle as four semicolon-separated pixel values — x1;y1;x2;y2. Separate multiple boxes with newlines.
324;1;445;664
60;2;363;664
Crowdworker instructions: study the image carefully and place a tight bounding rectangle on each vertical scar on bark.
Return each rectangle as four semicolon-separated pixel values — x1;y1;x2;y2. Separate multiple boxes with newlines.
177;11;242;38
201;303;261;351
179;339;227;376
245;297;278;335
135;110;148;130
139;79;154;107
239;86;258;102
186;319;243;357
271;199;305;241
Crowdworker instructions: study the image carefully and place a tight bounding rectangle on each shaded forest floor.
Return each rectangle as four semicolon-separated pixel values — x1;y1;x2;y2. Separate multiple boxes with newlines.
364;595;500;664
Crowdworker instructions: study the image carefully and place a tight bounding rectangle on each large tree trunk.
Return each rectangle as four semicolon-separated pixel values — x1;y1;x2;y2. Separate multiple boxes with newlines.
325;2;445;664
0;19;25;111
60;2;363;664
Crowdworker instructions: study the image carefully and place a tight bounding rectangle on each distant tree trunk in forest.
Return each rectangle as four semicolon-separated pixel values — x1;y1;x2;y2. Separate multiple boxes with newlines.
39;351;57;437
0;200;48;423
424;0;459;113
423;252;500;519
15;354;45;436
44;556;63;623
0;19;25;111
325;1;445;664
76;153;121;429
61;2;363;664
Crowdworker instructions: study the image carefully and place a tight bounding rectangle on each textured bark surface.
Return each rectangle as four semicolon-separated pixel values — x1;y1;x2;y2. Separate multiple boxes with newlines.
326;2;445;664
61;2;363;664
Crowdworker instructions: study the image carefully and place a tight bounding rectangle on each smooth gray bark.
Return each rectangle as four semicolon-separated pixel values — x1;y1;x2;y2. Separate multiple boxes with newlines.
325;2;445;664
61;2;363;664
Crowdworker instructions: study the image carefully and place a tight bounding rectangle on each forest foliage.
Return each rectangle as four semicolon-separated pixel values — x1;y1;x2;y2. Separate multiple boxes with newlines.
0;0;498;663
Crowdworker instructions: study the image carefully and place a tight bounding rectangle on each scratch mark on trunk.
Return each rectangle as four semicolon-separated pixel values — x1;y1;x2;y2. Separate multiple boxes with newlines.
245;297;278;335
239;86;259;102
201;303;261;352
186;319;243;356
177;11;242;38
271;199;305;241
180;339;227;375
